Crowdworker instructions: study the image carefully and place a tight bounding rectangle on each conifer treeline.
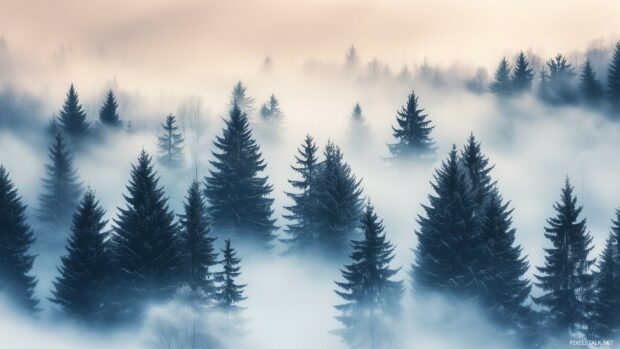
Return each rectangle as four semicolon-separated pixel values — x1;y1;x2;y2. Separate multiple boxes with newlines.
2;81;620;349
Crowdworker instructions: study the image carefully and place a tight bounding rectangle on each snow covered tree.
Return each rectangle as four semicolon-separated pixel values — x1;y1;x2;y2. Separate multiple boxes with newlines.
157;114;184;168
607;41;620;111
178;181;218;301
38;133;83;229
388;91;435;161
490;58;512;96
307;142;364;257
533;178;595;340
50;189;109;323
511;52;534;93
230;81;255;115
57;84;89;136
588;230;620;340
110;151;181;317
259;94;284;121
334;203;404;349
411;146;479;296
579;60;604;105
0;166;38;312
283;135;319;253
204;103;276;249
545;54;578;104
215;238;246;317
99;90;121;127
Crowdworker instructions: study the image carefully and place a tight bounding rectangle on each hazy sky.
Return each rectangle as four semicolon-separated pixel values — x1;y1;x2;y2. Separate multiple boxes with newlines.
2;0;620;70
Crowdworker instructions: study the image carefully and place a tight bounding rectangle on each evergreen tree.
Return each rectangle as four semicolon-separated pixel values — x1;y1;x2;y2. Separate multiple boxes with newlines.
283;135;319;252
579;60;604;104
388;91;435;161
538;67;551;101
412;146;480;296
179;181;218;301
490;58;512;96
157;114;185;168
588;231;620;340
348;103;370;151
111;151;181;317
345;46;360;72
0;166;38;312
545;54;578;104
607;41;620;110
204;103;276;248
57;84;89;136
533;178;595;339
259;94;284;121
215;238;246;314
334;203;404;349
50;190;109;322
230;81;256;115
511;52;534;93
307;142;364;256
99;90;121;127
460;134;494;207
38;133;83;229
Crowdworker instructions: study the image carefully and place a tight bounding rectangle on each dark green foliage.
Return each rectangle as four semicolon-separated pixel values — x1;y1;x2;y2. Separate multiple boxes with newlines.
179;181;218;301
543;54;578;104
157;114;184;168
460;134;494;207
259;94;284;121
588;231;620;340
99;90;121;127
334;203;404;349
388;91;435;161
204;103;276;249
0;166;38;312
306;142;364;256
230;81;256;115
533;178;595;338
111;151;181;316
607;42;620;110
57;84;89;136
490;58;512;96
283;135;319;253
50;190;109;322
511;52;534;93
38;133;83;228
412;146;479;296
579;61;604;104
215;238;246;313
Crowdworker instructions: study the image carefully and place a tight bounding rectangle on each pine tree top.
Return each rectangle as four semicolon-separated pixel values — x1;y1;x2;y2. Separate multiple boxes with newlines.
512;51;534;92
58;84;89;135
215;238;247;311
607;41;620;101
230;80;256;115
490;57;512;96
388;91;436;160
99;90;121;127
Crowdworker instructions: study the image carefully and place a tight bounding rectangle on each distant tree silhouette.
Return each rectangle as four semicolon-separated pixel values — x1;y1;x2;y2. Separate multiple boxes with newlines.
157;114;185;168
99;90;121;127
58;84;89;136
388;91;435;161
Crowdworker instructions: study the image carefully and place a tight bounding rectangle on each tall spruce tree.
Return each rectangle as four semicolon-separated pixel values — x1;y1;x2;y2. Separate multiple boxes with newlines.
460;134;494;207
412;146;480;296
607;41;620;110
215;238;246;314
533;178;595;339
99;90;121;127
0;166;38;312
579;60;604;105
179;181;218;301
157;114;185;168
511;52;534;93
588;231;620;340
230;81;256;115
58;84;89;136
283;135;319;253
388;91;435;161
38;133;83;229
50;189;109;322
307;142;364;256
348;103;370;148
334;203;404;349
111;151;181;316
490;58;512;96
204;103;276;249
